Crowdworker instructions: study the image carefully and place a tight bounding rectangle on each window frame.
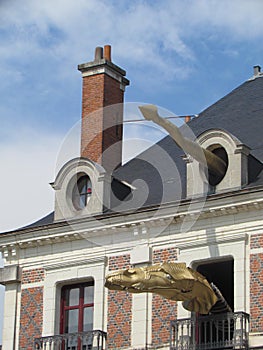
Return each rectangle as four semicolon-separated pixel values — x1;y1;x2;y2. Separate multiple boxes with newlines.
60;281;94;335
72;174;92;211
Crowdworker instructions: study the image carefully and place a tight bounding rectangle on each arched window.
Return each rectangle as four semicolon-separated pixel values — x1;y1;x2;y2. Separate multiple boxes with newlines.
72;175;92;210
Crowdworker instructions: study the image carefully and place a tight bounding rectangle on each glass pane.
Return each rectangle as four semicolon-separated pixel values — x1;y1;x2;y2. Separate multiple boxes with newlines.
79;194;86;208
72;175;92;210
78;176;88;195
72;195;79;209
69;288;79;306
65;309;79;333
84;285;94;305
83;307;93;332
87;179;92;195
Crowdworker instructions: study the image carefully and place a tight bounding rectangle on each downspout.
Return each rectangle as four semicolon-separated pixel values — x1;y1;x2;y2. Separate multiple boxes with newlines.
145;292;149;349
13;282;19;350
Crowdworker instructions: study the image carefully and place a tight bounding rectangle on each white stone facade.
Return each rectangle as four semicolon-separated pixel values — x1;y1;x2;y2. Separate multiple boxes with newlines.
0;185;263;349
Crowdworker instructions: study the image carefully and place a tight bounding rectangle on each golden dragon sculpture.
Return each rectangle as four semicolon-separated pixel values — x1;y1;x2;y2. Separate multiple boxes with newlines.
105;262;219;314
138;104;227;178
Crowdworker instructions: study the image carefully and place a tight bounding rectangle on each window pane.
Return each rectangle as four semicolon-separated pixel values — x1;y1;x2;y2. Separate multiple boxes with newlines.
72;175;92;210
79;194;86;208
72;195;79;209
84;285;94;305
78;176;88;195
69;288;79;306
83;307;93;332
65;309;79;333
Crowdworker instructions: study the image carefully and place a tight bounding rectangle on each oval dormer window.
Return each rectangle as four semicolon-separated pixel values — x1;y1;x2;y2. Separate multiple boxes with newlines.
207;146;228;187
72;174;92;210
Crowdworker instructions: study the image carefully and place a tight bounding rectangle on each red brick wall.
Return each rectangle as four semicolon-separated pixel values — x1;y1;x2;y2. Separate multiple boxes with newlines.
107;254;132;349
81;74;104;162
250;233;263;249
153;247;178;264
80;72;124;171
250;234;263;331
152;247;178;346
21;268;45;284
19;268;45;349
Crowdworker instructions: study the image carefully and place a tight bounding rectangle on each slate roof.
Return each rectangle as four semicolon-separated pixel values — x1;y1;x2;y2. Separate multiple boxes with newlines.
10;75;263;230
114;76;263;206
189;76;263;162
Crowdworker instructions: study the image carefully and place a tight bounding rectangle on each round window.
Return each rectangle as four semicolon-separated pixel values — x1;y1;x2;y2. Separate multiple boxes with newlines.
72;175;92;210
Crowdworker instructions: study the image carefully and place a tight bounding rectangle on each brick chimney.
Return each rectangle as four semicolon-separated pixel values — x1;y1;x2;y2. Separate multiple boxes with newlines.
78;45;129;173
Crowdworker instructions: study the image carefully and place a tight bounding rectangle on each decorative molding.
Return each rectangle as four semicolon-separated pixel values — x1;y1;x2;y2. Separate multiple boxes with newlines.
250;248;263;255
21;281;44;290
44;255;107;271
1;195;263;254
177;233;248;251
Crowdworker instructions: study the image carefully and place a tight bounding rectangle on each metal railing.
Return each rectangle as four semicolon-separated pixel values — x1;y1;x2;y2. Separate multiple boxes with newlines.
34;330;107;350
170;312;249;350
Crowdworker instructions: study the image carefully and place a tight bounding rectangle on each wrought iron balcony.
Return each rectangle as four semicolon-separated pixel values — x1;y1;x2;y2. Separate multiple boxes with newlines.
34;330;107;350
170;312;249;350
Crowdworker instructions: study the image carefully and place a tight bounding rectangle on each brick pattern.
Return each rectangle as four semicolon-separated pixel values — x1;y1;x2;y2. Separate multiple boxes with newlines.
108;254;130;271
21;268;45;284
152;295;177;345
152;247;178;346
250;234;263;249
81;74;104;162
19;287;43;350
81;71;124;172
153;246;178;264
250;253;263;331
107;254;132;349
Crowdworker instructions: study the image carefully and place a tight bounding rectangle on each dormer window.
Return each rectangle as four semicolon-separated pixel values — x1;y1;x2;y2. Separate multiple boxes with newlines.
186;130;250;197
73;174;92;210
52;158;109;220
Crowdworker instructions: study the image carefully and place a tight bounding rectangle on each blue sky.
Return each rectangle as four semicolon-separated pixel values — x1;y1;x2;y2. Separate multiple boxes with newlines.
0;0;262;232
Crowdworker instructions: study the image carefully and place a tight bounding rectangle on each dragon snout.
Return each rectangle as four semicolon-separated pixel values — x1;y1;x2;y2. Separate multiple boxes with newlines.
105;272;127;290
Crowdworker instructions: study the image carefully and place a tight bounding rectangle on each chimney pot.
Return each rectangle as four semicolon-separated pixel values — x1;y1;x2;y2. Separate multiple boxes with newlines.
95;46;103;61
253;65;261;76
104;45;111;61
185;116;191;123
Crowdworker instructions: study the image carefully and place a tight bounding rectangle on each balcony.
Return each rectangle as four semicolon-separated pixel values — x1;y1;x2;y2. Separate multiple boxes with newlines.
34;330;107;350
170;312;249;350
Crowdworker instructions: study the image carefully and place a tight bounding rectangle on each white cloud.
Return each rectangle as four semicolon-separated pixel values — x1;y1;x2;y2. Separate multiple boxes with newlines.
0;129;64;232
1;0;262;87
188;0;263;39
0;0;262;232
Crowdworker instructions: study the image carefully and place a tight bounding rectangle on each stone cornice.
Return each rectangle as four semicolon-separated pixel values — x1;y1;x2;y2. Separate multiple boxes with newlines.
44;256;107;271
1;187;263;258
176;233;248;251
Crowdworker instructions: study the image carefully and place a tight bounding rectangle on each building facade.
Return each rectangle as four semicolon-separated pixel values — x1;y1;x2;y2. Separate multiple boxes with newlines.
0;46;263;350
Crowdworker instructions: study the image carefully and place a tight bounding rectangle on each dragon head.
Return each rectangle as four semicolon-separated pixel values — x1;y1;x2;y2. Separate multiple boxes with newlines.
105;262;218;314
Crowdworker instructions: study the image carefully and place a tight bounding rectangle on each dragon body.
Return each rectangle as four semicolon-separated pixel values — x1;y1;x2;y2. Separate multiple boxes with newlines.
105;262;219;315
138;104;227;178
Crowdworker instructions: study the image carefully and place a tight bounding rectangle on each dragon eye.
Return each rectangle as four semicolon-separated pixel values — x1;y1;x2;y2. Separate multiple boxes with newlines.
166;274;172;280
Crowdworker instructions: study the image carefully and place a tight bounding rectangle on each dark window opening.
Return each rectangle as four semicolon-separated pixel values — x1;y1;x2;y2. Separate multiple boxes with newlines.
208;146;228;188
72;175;92;210
196;258;234;311
195;258;234;346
